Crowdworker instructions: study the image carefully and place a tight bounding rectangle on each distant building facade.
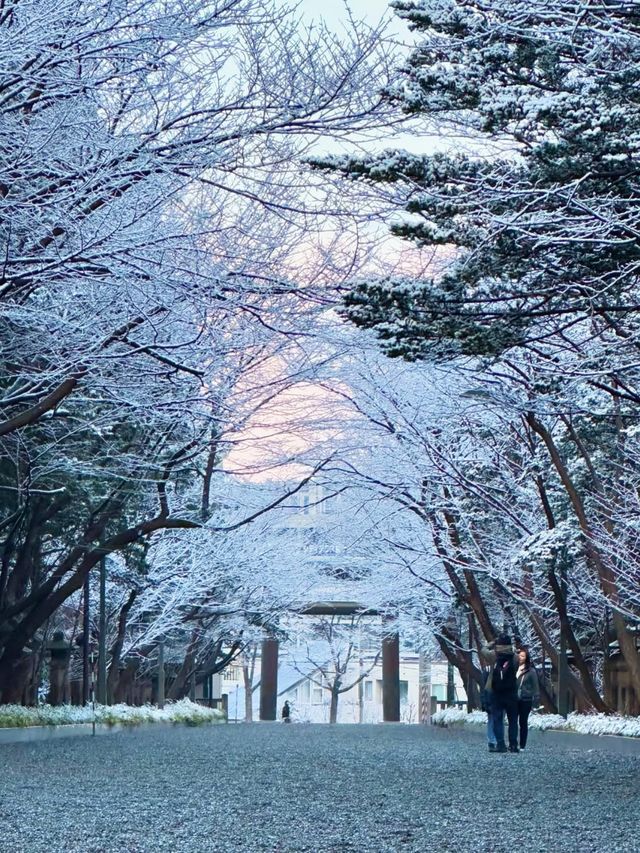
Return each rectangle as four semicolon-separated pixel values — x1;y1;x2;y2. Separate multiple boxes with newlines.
220;650;466;724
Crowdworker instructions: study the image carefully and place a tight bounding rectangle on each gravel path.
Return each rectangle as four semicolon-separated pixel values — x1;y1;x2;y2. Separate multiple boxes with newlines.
0;723;638;853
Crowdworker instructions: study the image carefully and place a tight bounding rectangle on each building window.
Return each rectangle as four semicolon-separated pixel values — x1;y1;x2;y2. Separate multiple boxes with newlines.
400;680;409;704
312;687;323;705
364;680;373;702
432;684;446;702
620;686;627;709
302;494;310;514
223;665;241;682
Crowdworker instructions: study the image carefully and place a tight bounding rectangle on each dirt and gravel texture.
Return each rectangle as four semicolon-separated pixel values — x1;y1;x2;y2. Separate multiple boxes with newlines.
1;722;638;853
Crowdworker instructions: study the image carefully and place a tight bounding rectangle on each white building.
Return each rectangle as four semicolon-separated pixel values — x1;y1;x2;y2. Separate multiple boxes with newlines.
278;653;420;724
216;482;468;722
220;650;466;724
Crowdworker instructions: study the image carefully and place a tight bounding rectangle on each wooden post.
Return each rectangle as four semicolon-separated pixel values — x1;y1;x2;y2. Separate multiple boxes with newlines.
382;632;400;722
259;638;279;721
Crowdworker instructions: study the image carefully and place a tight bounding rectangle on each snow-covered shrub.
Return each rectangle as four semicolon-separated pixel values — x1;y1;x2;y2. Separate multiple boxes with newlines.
0;700;224;728
432;708;487;727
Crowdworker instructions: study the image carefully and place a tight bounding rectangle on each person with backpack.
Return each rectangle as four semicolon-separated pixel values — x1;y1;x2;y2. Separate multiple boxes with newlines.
516;647;539;751
482;634;519;753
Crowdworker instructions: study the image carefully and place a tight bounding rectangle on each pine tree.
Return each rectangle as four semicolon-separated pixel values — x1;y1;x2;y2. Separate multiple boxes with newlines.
313;0;640;359
312;1;640;710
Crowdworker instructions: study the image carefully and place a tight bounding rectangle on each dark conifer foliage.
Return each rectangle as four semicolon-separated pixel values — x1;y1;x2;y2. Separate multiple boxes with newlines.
313;1;640;359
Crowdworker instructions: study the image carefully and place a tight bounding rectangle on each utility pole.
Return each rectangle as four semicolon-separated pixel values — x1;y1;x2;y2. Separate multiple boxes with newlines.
97;556;107;704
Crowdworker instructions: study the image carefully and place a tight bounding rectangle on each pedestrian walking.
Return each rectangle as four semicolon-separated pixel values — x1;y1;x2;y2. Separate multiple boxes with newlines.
281;700;291;723
516;647;539;751
482;634;519;753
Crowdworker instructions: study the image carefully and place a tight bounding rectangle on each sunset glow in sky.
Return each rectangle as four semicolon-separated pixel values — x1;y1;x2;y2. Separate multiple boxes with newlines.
224;0;424;483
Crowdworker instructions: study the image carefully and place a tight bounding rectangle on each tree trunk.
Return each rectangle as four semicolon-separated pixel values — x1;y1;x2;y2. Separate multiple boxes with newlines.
106;589;137;704
428;509;497;657
441;500;497;641
167;631;199;701
242;648;257;722
526;411;640;702
244;684;253;722
1;655;31;704
547;570;610;713
436;627;483;707
528;611;596;712
329;687;339;724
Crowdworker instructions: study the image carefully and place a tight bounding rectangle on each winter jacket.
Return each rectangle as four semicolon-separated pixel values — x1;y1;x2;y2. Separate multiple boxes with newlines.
481;642;518;701
517;667;540;704
492;653;517;698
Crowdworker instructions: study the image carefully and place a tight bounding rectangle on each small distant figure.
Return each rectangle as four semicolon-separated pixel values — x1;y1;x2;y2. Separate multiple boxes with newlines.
281;700;291;723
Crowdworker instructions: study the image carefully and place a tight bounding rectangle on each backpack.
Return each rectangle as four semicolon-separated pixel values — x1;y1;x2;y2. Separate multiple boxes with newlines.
492;656;516;696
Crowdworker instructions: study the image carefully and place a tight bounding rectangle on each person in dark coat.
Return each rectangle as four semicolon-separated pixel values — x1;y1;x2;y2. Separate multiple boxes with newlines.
516;647;539;751
482;634;519;753
281;700;291;723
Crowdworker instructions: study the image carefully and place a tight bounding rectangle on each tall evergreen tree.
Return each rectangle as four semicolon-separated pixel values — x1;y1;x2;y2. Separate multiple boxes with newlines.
312;0;640;709
314;0;640;359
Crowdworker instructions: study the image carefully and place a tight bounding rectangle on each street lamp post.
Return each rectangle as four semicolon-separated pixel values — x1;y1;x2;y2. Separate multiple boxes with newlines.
97;556;107;704
557;547;570;718
82;572;90;706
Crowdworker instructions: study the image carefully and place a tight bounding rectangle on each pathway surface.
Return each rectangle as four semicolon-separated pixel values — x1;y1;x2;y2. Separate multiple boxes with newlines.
1;722;638;852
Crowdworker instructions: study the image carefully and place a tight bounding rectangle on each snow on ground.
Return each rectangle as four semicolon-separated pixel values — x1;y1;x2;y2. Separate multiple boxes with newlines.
432;706;640;738
0;723;639;852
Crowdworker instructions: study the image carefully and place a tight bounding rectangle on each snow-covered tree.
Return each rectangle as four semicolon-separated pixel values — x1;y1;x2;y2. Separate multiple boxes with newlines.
313;0;640;358
0;0;397;702
289;613;382;724
306;1;640;712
